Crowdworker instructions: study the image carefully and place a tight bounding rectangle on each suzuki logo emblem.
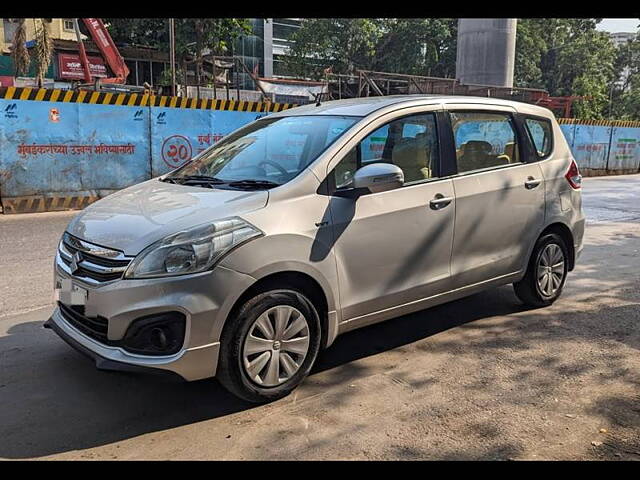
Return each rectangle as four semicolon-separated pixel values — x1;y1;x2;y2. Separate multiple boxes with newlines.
70;252;82;274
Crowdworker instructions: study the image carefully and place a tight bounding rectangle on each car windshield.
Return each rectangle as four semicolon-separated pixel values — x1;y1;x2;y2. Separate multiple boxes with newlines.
166;115;359;188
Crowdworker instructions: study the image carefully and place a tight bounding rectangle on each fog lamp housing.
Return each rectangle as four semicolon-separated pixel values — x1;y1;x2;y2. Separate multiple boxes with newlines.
121;312;186;356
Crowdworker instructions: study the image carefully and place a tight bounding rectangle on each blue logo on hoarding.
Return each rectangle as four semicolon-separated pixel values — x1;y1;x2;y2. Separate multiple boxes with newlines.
133;109;144;121
157;112;167;125
4;103;17;118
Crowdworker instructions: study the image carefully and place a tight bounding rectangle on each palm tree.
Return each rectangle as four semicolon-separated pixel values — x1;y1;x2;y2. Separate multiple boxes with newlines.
10;18;53;87
33;19;53;87
10;19;30;77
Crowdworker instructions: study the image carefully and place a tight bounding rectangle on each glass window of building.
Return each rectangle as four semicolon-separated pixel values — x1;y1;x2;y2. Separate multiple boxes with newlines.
3;19;18;44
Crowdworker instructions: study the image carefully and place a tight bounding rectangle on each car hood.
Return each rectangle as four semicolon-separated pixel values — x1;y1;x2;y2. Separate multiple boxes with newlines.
66;179;268;255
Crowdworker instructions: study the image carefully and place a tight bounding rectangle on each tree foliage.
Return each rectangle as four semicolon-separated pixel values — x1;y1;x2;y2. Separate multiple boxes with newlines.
609;31;640;119
33;19;53;87
284;18;457;79
515;18;618;119
103;18;251;85
103;18;251;61
284;17;640;119
101;17;640;119
10;18;53;85
10;19;30;76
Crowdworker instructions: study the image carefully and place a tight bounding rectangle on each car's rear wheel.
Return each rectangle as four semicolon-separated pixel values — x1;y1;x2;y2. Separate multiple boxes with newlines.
217;289;321;403
514;233;569;308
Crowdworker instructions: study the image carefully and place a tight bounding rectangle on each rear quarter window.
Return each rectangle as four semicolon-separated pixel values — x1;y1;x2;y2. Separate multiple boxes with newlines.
525;117;553;159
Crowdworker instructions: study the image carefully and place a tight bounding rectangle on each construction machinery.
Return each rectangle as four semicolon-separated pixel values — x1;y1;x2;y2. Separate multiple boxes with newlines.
73;18;147;93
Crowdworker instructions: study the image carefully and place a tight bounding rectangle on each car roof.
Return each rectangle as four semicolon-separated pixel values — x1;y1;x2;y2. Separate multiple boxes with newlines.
268;95;553;118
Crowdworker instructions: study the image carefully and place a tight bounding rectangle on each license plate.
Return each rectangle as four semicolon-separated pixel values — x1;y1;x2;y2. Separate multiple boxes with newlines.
54;275;88;306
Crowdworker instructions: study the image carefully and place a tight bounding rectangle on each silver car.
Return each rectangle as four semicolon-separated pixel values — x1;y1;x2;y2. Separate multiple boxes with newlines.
47;96;585;402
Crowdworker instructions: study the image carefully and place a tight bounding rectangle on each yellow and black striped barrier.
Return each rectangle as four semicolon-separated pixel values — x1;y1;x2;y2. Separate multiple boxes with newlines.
0;86;296;113
1;194;100;214
557;117;640;128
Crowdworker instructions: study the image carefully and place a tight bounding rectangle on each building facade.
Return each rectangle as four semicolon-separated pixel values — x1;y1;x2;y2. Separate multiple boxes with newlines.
610;32;636;48
0;19;81;85
0;18;300;91
0;18;80;54
232;18;302;89
0;18;171;89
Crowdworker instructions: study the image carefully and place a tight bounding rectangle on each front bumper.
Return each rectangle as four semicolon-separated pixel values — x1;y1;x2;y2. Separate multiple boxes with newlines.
44;314;185;380
49;258;256;381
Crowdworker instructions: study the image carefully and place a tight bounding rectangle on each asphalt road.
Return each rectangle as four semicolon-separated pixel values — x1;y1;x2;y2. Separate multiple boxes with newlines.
0;175;639;460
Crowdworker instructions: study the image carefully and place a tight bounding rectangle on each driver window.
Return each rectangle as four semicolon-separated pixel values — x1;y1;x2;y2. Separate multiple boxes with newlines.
331;113;439;189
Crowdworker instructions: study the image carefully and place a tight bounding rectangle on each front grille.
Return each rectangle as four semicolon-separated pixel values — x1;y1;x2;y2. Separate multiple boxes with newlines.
58;302;112;344
58;233;132;284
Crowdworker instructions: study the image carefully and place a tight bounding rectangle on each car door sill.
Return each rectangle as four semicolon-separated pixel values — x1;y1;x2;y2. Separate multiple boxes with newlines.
338;270;522;333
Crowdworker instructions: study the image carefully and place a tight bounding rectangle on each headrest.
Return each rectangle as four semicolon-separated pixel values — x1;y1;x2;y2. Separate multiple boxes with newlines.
463;140;493;155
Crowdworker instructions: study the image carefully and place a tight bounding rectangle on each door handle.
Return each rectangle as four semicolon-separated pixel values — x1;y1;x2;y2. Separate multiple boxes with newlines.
429;194;453;210
524;177;541;189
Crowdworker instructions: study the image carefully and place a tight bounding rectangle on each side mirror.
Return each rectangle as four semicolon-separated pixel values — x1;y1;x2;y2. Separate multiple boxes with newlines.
353;163;404;194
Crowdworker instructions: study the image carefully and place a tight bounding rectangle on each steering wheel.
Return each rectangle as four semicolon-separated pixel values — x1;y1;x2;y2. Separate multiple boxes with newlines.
258;160;289;177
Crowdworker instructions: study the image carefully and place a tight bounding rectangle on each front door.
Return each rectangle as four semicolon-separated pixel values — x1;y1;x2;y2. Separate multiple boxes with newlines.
326;111;456;323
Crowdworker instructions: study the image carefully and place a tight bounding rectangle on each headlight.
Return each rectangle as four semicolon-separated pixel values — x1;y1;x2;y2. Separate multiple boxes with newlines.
124;217;262;279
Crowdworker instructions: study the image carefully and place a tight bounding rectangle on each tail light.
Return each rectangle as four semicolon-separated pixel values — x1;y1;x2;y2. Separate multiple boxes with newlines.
565;159;582;189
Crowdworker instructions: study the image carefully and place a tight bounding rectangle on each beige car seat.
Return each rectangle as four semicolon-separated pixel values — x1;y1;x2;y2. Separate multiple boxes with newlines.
391;133;432;183
458;140;494;172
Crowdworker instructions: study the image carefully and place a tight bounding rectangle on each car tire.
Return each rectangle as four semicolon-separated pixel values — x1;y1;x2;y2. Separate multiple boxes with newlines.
217;288;321;403
513;233;569;308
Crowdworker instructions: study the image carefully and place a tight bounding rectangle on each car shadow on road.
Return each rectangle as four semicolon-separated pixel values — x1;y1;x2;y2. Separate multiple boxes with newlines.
0;285;530;459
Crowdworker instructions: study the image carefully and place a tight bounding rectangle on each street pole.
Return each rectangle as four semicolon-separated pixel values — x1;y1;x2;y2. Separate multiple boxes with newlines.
608;81;615;120
169;18;176;97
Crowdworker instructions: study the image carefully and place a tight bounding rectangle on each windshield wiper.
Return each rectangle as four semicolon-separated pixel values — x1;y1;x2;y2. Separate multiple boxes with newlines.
162;174;227;186
161;176;180;184
226;179;281;189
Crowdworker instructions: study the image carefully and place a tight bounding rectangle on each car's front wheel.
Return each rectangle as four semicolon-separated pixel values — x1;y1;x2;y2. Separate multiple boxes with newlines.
513;232;569;308
217;288;321;403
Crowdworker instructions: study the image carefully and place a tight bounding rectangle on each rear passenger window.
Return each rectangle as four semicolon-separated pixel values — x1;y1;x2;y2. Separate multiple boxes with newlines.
525;118;553;158
450;112;520;174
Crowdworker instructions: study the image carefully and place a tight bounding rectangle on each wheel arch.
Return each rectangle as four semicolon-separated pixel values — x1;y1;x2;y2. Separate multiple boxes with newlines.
222;270;336;350
539;222;576;271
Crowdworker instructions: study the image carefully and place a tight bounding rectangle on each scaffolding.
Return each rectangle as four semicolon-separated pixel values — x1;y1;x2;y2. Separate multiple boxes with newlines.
323;69;584;117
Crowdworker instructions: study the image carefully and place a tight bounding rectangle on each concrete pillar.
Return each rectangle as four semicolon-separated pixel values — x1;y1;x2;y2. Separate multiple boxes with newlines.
456;18;517;88
263;19;273;78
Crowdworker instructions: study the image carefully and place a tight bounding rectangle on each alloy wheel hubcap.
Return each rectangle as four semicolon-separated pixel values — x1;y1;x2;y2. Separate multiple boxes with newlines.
537;243;565;297
242;305;310;387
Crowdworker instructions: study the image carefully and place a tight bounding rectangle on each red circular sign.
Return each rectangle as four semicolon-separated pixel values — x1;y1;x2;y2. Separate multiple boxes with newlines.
162;135;193;169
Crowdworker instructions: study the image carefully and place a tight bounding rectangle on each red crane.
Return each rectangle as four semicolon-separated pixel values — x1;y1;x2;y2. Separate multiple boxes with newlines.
74;18;130;85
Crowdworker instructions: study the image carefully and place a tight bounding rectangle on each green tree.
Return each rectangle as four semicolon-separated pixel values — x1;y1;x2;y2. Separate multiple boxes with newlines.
557;30;617;119
608;31;640;119
102;18;251;86
10;18;30;76
284;18;457;79
33;19;53;87
371;18;456;77
515;18;617;119
285;18;384;77
10;18;53;86
101;18;169;48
